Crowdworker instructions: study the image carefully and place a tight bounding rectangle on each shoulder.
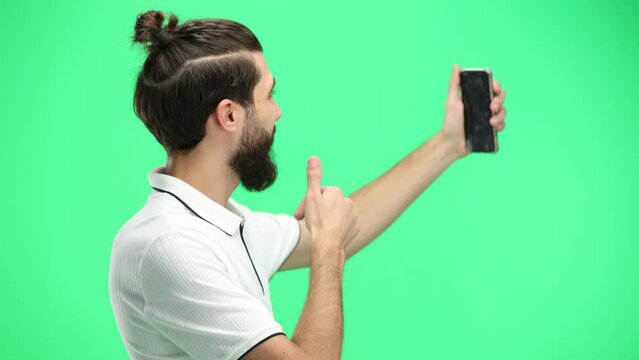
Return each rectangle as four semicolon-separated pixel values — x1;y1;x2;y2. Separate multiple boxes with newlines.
138;230;228;277
114;193;229;252
110;201;230;282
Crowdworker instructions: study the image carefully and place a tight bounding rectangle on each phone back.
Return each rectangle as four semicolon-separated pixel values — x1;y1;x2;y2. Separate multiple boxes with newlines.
460;69;498;153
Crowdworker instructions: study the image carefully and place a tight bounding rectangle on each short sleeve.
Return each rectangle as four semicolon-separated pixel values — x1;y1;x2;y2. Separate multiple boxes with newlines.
138;232;285;360
251;212;301;279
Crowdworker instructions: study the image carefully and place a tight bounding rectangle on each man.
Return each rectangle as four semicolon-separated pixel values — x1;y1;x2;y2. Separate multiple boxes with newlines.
109;10;507;360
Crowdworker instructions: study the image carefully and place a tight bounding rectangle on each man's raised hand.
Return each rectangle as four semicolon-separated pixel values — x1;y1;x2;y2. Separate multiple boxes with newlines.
299;156;359;253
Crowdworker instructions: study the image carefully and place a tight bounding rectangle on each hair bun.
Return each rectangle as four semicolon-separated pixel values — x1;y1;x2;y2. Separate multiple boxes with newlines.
133;10;179;52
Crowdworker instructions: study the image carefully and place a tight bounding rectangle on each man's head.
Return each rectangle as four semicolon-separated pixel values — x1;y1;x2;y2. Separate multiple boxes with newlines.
132;10;281;191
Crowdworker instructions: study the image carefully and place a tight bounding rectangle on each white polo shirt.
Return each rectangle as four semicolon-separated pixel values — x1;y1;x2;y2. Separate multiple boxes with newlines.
108;167;301;360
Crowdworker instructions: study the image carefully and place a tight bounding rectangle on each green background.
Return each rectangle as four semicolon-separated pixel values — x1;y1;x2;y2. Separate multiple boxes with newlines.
1;0;637;358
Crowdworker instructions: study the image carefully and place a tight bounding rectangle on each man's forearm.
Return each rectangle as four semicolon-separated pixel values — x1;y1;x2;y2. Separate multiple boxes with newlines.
292;244;345;360
346;131;463;258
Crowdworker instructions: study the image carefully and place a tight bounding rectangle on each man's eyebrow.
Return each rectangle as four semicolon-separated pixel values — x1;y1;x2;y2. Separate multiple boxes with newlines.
269;78;276;94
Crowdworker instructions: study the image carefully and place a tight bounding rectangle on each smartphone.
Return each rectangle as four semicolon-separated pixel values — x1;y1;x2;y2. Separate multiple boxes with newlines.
460;68;498;153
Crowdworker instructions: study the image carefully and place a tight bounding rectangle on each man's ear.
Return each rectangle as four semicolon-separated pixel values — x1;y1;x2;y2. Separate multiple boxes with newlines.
210;99;241;133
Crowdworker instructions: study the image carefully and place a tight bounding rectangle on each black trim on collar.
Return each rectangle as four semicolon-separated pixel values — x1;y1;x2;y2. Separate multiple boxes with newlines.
240;219;265;295
152;186;265;295
151;186;232;236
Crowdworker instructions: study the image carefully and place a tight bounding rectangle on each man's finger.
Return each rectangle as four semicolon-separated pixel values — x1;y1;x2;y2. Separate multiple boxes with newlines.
306;156;323;197
492;79;501;95
447;64;461;102
294;199;306;220
491;96;504;114
492;79;505;100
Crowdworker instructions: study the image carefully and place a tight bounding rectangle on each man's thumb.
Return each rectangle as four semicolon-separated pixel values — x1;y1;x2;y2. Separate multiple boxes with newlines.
306;156;322;196
447;64;461;102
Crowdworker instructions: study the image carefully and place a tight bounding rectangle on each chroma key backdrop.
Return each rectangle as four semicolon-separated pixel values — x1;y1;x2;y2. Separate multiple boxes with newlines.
1;0;637;359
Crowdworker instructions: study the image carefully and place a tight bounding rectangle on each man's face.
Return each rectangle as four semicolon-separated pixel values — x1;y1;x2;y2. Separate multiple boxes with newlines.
228;52;282;191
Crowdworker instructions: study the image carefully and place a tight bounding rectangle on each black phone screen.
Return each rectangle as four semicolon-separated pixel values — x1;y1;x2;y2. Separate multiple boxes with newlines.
460;70;497;152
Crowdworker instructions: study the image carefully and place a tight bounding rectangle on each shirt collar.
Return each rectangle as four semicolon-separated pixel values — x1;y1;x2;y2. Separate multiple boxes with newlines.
147;166;243;236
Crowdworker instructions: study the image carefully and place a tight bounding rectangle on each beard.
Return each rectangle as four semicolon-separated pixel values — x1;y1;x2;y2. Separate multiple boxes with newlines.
228;109;277;192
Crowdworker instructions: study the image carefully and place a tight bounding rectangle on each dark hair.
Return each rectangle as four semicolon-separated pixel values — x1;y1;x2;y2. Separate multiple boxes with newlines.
132;10;263;154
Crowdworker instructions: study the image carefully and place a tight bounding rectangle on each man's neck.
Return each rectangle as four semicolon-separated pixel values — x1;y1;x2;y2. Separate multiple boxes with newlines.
164;151;239;208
